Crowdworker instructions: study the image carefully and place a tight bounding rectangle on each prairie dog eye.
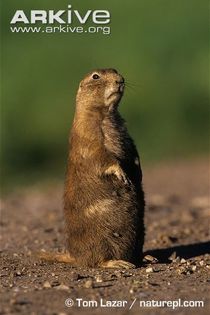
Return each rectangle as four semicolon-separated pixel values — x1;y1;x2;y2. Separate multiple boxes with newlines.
92;74;100;80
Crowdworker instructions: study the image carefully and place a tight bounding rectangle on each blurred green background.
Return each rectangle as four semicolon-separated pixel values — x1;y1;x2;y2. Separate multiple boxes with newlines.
1;0;209;190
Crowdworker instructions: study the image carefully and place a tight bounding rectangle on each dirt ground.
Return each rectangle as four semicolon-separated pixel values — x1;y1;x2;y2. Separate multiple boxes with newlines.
1;157;210;315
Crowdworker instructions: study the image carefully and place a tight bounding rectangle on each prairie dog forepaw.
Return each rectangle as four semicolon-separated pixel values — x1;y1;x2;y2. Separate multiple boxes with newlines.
104;165;130;184
101;260;136;269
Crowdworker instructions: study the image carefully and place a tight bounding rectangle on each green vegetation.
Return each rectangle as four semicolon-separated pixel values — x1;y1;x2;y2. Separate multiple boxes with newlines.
1;0;209;189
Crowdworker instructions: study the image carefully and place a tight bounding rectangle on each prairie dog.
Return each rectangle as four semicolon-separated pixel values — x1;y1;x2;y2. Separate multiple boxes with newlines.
62;68;145;269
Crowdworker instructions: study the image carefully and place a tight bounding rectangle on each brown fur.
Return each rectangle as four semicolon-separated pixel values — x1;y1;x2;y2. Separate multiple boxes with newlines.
63;69;145;268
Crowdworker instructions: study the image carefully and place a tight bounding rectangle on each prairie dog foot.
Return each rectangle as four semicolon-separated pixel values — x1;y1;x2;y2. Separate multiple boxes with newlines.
104;165;130;184
37;251;76;264
101;260;135;269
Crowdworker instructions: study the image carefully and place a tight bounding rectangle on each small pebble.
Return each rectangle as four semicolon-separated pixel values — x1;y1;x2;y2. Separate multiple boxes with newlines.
95;275;103;283
144;255;158;263
146;267;153;273
43;281;51;288
169;252;177;261
180;258;186;264
177;266;186;274
55;284;69;291
83;279;93;288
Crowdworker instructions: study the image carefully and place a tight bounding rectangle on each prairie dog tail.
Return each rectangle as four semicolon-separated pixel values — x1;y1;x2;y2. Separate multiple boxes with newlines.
37;251;76;264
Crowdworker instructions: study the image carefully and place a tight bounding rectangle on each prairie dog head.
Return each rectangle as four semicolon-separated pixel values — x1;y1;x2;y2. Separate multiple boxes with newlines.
76;69;125;111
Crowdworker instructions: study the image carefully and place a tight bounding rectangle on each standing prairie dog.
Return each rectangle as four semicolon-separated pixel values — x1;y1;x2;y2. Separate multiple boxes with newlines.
40;69;145;269
63;68;145;268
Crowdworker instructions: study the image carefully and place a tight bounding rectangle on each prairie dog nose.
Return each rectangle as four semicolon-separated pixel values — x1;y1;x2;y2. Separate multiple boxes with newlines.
116;76;125;93
115;77;124;84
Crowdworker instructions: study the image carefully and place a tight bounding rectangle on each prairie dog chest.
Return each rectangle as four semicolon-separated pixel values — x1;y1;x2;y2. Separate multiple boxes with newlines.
102;114;128;157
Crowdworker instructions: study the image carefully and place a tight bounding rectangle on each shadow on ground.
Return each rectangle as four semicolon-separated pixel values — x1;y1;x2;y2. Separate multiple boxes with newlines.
145;241;210;263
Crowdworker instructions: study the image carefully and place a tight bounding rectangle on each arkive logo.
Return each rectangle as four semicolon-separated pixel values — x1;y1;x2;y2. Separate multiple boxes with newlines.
10;4;111;35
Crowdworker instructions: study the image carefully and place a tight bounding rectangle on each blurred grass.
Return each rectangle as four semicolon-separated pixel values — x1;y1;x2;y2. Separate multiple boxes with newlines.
1;0;209;190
